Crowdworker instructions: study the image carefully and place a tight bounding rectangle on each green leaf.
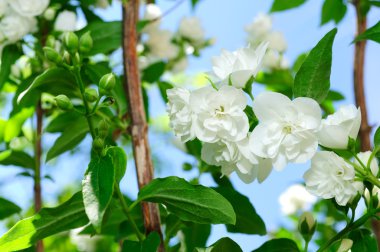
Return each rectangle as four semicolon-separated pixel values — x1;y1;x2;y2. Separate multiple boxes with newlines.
142;61;166;83
122;232;160;252
370;0;380;7
137;176;236;224
252;238;300;252
374;127;380;147
0;198;21;220
270;0;307;12
158;81;174;103
0;45;21;91
354;21;380;44
4;107;34;142
191;0;202;9
321;0;347;25
106;146;127;183
0;192;88;251
46;118;89;162
326;90;345;101
45;112;84;133
77;21;122;55
214;187;266;235
349;229;378;252
293;28;337;103
292;53;308;73
183;223;211;252
0;150;35;170
194;237;242;252
82;154;115;233
17;68;78;104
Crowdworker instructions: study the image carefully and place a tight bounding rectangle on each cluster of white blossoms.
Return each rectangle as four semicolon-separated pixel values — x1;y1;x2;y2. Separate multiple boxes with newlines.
279;184;316;215
245;13;289;70
167;39;373;207
0;0;49;46
139;4;208;73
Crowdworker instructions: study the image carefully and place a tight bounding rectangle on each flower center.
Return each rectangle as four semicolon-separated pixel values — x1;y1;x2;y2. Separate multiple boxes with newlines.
283;125;292;134
215;106;225;118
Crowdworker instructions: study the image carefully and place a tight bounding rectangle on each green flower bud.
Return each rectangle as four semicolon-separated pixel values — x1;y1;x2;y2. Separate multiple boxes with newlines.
72;52;81;66
84;88;98;102
79;32;93;53
63;51;71;65
43;47;62;64
45;35;56;48
298;212;316;242
99;73;116;95
63;32;79;54
98;119;109;139
54;95;73;110
92;137;104;152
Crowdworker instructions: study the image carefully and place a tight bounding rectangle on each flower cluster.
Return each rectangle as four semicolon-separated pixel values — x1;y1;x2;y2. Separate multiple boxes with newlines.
0;0;49;47
245;13;289;70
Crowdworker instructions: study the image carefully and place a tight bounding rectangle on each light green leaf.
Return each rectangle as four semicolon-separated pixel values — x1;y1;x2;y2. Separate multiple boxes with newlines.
46;119;89;162
214;187;266;235
106;146;127;183
270;0;307;12
0;45;21;91
354;21;380;44
137;176;236;225
252;238;300;252
321;0;347;25
194;237;242;252
293;28;337;103
0;150;35;169
82;154;115;233
122;232;161;252
4;107;34;142
0;198;21;220
0;192;88;251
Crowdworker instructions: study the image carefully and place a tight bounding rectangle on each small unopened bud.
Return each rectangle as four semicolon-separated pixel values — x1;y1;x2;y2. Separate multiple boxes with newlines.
45;35;56;48
84;88;98;102
98;119;109;139
63;32;79;54
72;52;81;65
364;186;380;208
54;95;73;110
337;239;353;252
79;32;93;53
99;73;116;95
63;51;71;65
92;138;104;152
44;7;56;20
298;212;316;242
43;47;62;64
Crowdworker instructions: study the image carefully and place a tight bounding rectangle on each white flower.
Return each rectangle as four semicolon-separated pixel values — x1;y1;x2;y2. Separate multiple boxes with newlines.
0;13;37;42
143;3;161;32
262;49;289;70
355;151;379;176
317;105;361;149
201;137;272;183
304;151;364;206
266;31;287;52
146;29;179;59
190;85;249;143
245;13;272;42
179;17;205;43
250;92;321;170
172;58;188;73
279;184;317;215
211;42;268;88
166;87;195;142
54;10;77;32
0;0;8;18
9;0;49;17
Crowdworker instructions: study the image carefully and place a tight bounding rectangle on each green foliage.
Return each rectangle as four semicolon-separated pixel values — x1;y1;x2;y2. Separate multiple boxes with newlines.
106;146;127;183
354;21;380;44
349;229;378;252
122;232;160;252
0;198;21;220
252;238;300;252
182;222;211;251
194;237;242;252
321;0;347;25
374;126;380;147
158;81;174;103
293;28;337;103
137;176;236;224
270;0;307;12
0;45;21;91
0;150;35;170
0;192;88;251
142;61;166;83
3;107;34;142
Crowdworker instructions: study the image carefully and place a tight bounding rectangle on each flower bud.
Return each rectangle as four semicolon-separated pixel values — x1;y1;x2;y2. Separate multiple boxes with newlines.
99;73;116;95
364;184;380;209
43;47;62;64
84;88;98;103
63;32;79;54
79;32;93;53
63;51;71;65
44;7;56;21
98;119;109;139
92;137;104;152
54;95;73;110
298;212;316;242
45;35;56;48
337;239;353;252
72;52;81;66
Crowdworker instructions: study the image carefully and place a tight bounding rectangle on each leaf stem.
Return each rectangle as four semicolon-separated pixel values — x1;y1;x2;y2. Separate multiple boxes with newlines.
115;184;145;241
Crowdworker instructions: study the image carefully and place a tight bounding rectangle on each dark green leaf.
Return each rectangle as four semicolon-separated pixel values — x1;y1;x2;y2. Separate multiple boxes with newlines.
370;1;380;7
183;223;211;251
0;150;35;170
82;154;115;233
214;187;266;235
106;146;127;183
270;0;307;12
158;81;174;103
292;53;308;73
321;0;347;25
137;176;236;224
185;139;202;158
326;90;345;101
0;45;21;91
349;229;378;252
45;112;84;133
293;28;337;103
142;61;166;83
0;198;21;220
46;118;89;162
122;232;160;252
137;20;151;33
0;192;88;251
354;21;380;44
195;237;242;252
252;238;300;252
191;0;202;9
374;127;380;147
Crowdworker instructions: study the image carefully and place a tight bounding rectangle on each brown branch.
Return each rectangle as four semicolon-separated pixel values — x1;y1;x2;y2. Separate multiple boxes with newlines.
121;0;164;249
34;101;43;252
